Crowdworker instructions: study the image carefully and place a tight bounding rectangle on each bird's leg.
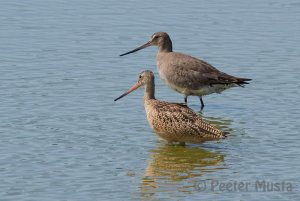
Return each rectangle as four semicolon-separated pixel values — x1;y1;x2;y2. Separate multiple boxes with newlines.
199;96;205;109
184;96;188;104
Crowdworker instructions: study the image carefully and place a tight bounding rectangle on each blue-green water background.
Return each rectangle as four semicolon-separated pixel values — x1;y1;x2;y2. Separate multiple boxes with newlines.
0;0;299;200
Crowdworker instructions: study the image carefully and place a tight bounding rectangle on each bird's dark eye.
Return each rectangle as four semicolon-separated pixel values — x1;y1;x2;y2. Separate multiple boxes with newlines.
139;75;142;79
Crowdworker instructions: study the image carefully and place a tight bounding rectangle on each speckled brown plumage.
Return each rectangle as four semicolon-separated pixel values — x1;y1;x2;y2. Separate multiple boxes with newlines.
114;70;226;144
144;99;225;143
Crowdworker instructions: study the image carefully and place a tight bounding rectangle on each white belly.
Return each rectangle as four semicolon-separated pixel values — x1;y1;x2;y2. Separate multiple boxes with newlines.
164;80;237;97
189;84;238;96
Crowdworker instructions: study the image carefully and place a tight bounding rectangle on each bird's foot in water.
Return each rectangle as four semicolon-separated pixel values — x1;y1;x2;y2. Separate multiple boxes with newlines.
179;142;186;146
167;141;186;146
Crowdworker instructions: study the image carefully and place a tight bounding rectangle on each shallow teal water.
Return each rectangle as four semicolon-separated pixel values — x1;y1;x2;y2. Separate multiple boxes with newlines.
0;0;300;200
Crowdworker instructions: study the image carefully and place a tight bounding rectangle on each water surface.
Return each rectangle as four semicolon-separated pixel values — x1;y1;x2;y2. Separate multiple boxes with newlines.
0;0;299;200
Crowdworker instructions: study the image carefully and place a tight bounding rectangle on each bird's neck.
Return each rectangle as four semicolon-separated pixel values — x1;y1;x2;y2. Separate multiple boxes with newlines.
144;82;155;101
158;38;173;53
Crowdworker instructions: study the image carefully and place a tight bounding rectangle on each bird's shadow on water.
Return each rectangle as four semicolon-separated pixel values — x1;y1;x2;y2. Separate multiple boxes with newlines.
138;141;226;199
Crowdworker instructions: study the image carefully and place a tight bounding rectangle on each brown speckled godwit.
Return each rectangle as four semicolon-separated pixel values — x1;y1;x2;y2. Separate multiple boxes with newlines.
120;32;251;109
114;70;226;145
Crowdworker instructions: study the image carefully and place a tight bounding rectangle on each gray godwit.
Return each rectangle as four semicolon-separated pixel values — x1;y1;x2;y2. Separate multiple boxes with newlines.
114;70;226;144
120;32;251;109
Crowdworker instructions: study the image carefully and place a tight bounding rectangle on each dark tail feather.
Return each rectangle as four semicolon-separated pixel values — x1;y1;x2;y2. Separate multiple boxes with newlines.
237;78;252;86
223;131;229;137
214;74;252;86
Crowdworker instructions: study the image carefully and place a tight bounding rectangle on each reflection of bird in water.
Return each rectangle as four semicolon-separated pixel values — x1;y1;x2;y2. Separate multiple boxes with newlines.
140;143;225;198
